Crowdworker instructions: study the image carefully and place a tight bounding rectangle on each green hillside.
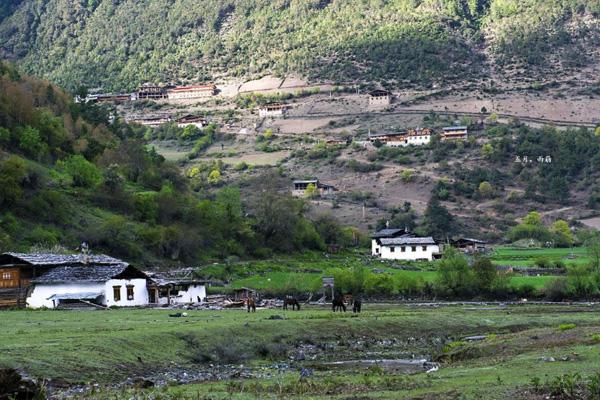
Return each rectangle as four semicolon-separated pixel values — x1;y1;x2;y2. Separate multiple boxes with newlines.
0;0;598;91
0;61;356;266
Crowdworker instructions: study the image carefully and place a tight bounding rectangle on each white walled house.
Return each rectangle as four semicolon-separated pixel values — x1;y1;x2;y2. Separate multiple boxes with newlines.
27;264;150;309
371;228;411;256
368;90;392;107
368;129;431;148
258;103;288;118
153;279;207;305
378;237;440;261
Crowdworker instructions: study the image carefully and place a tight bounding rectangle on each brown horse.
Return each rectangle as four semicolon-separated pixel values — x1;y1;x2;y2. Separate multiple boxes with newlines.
283;296;301;310
246;297;256;313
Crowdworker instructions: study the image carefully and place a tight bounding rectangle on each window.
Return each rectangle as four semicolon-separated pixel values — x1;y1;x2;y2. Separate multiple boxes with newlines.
422;246;427;251
113;286;121;302
2;272;12;280
375;248;379;253
401;246;406;252
126;285;135;300
390;247;395;252
411;246;417;252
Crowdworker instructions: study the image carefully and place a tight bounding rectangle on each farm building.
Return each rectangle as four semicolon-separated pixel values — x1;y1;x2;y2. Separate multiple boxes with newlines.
137;84;169;100
128;115;172;128
452;238;487;254
167;84;217;100
149;276;208;305
441;126;468;141
368;90;392;107
177;115;207;129
377;237;441;261
292;179;337;198
368;128;431;147
27;264;150;309
0;252;127;308
371;228;412;256
258;103;288;118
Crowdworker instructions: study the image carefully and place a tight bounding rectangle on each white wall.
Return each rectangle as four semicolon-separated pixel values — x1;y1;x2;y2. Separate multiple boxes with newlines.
387;135;430;147
380;244;440;261
159;284;207;305
105;279;149;307
27;282;105;309
371;239;381;256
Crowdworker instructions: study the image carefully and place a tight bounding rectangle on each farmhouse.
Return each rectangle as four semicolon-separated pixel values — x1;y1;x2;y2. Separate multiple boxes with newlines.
149;276;208;305
0;252;126;307
129;115;172;127
452;238;487;254
378;237;440;261
368;90;392;107
368;128;431;147
371;228;412;256
137;84;169;100
441;126;468;141
27;264;150;309
292;179;337;198
167;84;217;100
177;115;207;129
258;103;288;118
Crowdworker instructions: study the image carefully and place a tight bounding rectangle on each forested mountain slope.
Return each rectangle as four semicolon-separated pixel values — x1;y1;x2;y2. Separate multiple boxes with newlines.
0;61;352;266
0;0;598;91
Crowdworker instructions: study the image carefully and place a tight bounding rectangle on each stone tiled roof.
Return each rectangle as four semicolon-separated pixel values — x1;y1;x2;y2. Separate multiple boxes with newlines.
380;237;437;246
32;264;144;283
0;252;126;266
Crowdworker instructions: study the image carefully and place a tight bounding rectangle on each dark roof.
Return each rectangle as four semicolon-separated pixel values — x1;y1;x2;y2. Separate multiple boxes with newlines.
442;126;468;132
371;228;410;239
0;252;125;267
453;238;487;245
380;237;437;246
369;90;391;97
32;264;146;284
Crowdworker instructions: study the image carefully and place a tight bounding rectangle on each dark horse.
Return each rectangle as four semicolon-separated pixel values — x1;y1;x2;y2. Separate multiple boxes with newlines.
283;296;301;310
332;294;346;312
246;297;256;313
352;297;362;313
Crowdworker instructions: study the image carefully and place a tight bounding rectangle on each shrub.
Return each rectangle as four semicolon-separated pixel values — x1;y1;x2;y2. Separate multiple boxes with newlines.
57;155;101;187
544;278;568;301
558;323;576;331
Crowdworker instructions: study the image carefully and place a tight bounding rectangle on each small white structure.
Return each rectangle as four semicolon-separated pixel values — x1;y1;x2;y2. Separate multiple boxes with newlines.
27;264;150;309
152;278;207;305
258;103;288;118
378;237;440;261
371;228;411;256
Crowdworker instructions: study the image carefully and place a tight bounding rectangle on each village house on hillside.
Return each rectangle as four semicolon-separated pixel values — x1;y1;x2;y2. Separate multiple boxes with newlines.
292;179;337;198
441;126;468;141
167;84;217;100
451;237;487;254
258;103;288;118
137;84;169;100
368;90;392;107
371;228;441;261
368;128;432;147
177;115;207;129
128;115;172;128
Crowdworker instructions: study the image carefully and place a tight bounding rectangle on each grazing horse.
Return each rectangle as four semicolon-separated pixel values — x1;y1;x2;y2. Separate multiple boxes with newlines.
246;297;256;313
352;298;362;313
332;295;346;312
283;296;301;310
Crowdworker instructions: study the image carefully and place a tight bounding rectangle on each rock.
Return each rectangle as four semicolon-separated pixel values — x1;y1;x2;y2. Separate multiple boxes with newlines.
132;377;155;389
541;356;556;362
0;368;41;400
464;335;487;341
267;315;284;320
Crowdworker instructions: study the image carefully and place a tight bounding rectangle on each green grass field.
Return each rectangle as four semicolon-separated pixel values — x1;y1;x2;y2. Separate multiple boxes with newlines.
490;247;590;268
3;304;600;399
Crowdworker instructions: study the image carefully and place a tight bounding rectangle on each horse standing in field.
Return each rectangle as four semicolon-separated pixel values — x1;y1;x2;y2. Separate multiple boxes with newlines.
246;297;256;313
332;294;346;312
283;296;301;311
352;297;362;313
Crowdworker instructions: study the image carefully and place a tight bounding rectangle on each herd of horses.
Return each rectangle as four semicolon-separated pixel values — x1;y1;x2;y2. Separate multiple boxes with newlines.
246;293;361;313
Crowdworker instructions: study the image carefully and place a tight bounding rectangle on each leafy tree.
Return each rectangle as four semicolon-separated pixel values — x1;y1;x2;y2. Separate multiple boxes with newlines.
551;220;573;248
207;169;222;185
57;155;101;187
304;183;318;198
478;181;494;198
435;247;474;298
19;126;47;159
423;195;454;239
586;237;600;270
481;143;494;158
